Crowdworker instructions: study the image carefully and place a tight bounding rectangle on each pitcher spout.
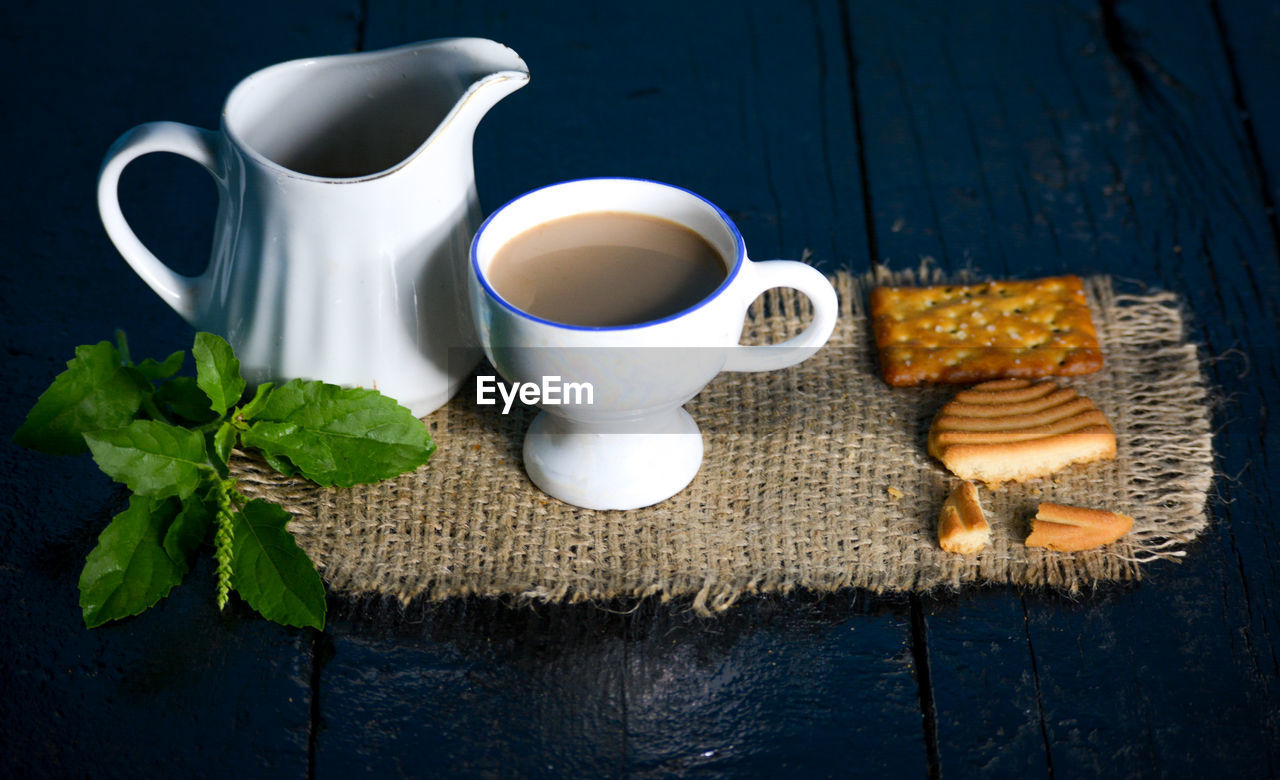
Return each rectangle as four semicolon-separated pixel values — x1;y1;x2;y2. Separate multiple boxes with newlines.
443;38;530;133
222;37;528;181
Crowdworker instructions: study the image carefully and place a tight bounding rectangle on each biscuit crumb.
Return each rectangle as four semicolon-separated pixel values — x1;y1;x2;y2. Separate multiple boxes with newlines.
1025;502;1133;551
938;481;989;554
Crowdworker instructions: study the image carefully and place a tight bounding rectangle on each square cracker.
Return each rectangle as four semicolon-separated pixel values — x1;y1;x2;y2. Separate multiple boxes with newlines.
869;275;1102;386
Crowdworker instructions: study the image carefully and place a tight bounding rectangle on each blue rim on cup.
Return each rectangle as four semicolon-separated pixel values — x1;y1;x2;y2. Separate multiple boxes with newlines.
470;177;746;331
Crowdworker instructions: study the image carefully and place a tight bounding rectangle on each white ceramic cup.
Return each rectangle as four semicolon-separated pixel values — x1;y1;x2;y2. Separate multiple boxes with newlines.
469;178;838;510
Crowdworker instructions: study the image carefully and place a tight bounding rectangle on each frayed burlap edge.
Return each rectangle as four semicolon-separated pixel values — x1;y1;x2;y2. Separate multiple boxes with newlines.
232;269;1215;615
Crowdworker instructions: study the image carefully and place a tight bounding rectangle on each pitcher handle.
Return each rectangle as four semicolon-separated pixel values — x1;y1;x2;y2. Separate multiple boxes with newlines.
723;258;839;372
97;121;221;324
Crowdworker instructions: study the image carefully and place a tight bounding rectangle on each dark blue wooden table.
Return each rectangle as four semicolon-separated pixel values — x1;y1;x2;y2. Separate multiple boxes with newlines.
3;1;1278;776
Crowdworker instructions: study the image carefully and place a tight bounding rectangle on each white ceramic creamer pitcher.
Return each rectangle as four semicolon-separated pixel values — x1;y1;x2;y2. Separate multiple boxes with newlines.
98;39;529;416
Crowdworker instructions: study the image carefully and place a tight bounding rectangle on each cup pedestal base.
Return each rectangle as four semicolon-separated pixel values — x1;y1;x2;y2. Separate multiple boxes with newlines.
522;408;703;510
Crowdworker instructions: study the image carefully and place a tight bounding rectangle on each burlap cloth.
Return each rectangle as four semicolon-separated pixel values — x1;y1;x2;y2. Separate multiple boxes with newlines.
232;268;1215;614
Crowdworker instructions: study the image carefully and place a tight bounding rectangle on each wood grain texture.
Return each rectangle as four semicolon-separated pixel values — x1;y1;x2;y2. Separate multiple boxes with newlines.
3;0;1278;776
312;601;628;777
365;0;869;273
849;0;1280;774
621;595;925;776
0;1;356;775
299;2;926;776
1206;0;1280;244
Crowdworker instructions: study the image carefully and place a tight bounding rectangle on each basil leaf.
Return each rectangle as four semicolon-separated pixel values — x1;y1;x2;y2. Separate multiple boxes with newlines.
135;350;185;382
231;499;325;629
237;382;276;423
193;332;245;416
85;420;211;499
211;421;236;474
163;492;213;571
79;494;186;628
154;376;219;425
260;450;299;478
241;379;434;487
13;341;148;455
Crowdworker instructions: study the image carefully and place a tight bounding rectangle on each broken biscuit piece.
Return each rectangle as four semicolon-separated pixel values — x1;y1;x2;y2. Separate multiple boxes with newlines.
1024;502;1133;552
929;379;1116;486
870;275;1102;386
937;481;990;554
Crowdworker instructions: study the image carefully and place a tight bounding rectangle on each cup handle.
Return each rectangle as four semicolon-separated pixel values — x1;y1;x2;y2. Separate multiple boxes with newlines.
723;258;839;372
97;121;222;324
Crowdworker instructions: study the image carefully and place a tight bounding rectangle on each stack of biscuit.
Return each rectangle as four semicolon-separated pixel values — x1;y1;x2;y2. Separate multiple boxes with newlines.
870;275;1132;555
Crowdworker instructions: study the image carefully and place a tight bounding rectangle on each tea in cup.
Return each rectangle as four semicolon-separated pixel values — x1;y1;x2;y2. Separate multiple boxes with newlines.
468;177;838;510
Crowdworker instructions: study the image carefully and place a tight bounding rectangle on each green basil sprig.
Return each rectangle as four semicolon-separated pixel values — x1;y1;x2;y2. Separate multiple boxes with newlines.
14;332;436;629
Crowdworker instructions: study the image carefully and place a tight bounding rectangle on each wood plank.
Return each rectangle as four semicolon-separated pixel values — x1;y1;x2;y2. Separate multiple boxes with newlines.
622;593;926;776
915;593;1050;778
850;0;1115;279
1213;0;1280;230
0;1;357;774
312;595;929;777
1090;0;1280;751
304;1;927;775
1038;2;1280;772
310;601;628;776
847;0;1280;774
364;0;869;273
